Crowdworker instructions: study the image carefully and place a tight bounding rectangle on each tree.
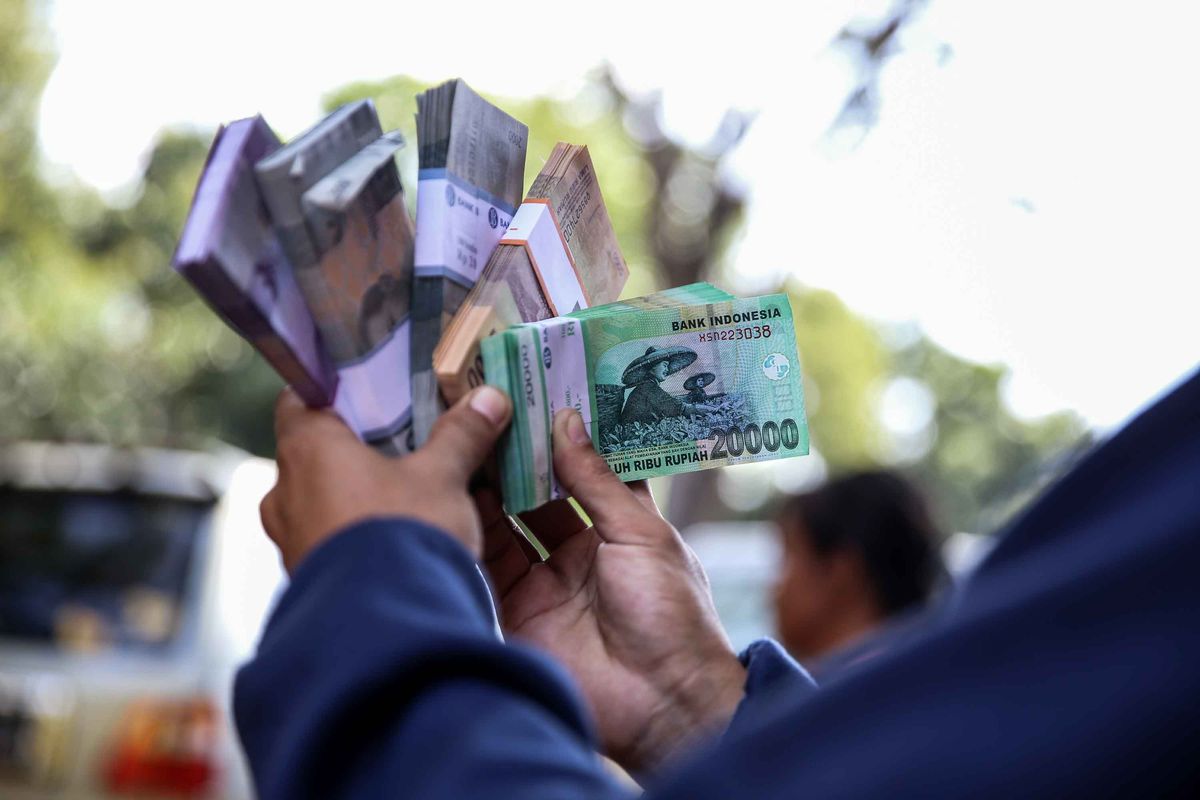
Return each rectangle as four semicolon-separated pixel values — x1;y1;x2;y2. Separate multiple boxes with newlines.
0;0;274;452
0;0;1089;535
887;335;1090;533
0;0;56;246
323;69;663;297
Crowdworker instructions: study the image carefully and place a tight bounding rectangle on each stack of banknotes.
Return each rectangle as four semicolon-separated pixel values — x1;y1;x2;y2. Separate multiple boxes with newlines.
433;142;629;409
173;78;808;515
411;80;528;444
173;115;338;409
482;283;809;513
177;100;419;454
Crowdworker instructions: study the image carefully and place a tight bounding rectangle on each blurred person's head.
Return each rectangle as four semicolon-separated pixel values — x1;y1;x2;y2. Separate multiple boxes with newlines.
773;470;943;663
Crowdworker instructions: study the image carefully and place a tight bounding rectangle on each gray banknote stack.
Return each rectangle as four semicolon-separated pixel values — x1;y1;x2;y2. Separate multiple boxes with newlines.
410;79;528;444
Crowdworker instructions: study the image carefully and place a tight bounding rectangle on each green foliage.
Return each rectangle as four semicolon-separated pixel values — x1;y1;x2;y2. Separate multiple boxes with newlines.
890;336;1090;532
1;0;1089;532
0;0;56;245
783;281;1090;532
0;4;274;452
2;62;667;457
787;284;889;469
324;75;659;298
0;112;280;450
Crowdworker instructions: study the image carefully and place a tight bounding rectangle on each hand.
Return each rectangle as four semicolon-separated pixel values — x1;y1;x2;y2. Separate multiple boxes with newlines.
479;408;746;773
261;385;511;572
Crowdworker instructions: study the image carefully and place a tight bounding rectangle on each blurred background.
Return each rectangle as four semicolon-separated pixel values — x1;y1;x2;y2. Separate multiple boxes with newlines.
1;0;1197;796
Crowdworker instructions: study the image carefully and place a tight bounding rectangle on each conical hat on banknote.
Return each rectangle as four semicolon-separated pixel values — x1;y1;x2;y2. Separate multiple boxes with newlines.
622;346;697;385
683;372;716;391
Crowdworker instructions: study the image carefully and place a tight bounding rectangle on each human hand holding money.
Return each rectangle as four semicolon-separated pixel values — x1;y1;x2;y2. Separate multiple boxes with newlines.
174;91;806;523
253;101;419;455
478;408;746;773
262;384;512;572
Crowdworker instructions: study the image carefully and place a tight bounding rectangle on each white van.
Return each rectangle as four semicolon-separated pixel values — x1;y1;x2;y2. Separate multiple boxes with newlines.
0;442;284;799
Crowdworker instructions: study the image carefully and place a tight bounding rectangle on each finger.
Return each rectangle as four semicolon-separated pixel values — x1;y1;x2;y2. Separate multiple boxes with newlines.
474;484;509;532
474;485;539;562
423;386;512;483
476;488;533;597
551;409;662;542
627;480;663;517
518;499;588;554
259;488;284;550
259;485;305;575
483;522;534;599
273;387;305;444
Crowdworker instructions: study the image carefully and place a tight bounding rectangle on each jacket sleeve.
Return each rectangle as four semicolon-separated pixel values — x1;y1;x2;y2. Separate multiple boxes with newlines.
726;638;817;739
233;519;632;800
642;369;1200;799
234;368;1200;799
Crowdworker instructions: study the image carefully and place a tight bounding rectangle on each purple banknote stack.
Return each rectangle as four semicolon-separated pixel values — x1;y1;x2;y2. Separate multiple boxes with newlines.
174;116;337;407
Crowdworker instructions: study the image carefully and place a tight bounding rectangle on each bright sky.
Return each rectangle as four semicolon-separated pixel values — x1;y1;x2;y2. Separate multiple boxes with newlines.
39;0;1199;431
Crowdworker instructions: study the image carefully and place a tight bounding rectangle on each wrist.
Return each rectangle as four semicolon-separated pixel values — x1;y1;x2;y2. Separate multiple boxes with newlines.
622;648;747;773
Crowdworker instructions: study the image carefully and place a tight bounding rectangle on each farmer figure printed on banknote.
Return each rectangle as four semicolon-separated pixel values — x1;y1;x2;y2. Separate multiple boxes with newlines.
618;346;716;426
683;372;718;404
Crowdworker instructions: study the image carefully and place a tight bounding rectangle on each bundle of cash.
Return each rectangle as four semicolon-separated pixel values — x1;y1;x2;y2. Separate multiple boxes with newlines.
173;115;337;407
297;130;417;454
433;142;629;412
254;101;382;270
253;100;418;454
177;86;803;510
410;79;529;444
482;286;809;513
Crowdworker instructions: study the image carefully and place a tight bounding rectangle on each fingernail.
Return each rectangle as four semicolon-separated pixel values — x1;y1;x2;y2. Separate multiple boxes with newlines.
566;410;590;445
469;386;508;426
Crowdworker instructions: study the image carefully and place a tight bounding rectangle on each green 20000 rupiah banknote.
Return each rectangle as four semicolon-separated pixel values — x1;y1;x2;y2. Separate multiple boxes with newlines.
482;289;809;513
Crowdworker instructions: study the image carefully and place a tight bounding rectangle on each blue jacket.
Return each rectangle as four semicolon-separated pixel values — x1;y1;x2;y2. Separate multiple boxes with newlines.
235;368;1200;798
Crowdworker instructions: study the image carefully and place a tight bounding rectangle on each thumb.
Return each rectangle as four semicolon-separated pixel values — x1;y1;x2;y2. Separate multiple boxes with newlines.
422;385;512;482
552;409;660;541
